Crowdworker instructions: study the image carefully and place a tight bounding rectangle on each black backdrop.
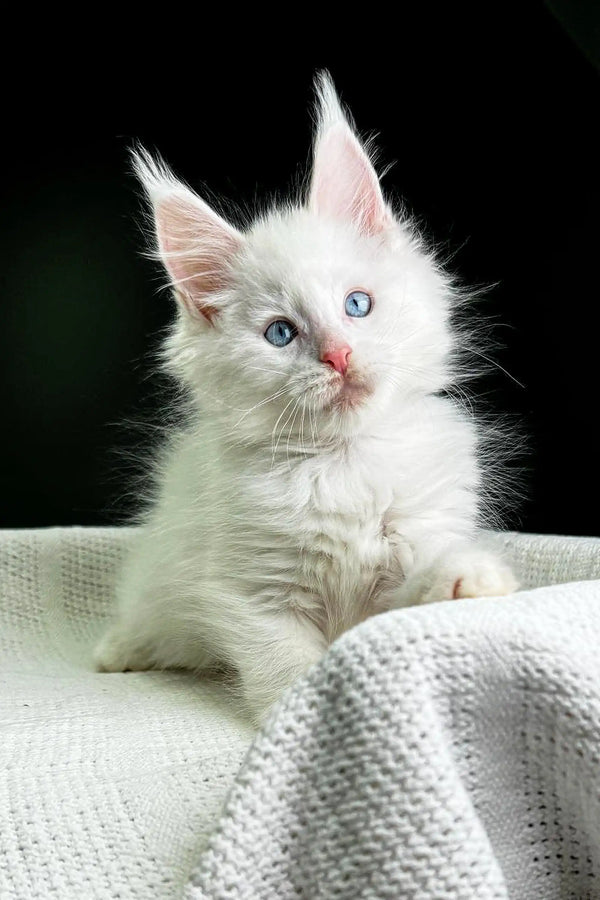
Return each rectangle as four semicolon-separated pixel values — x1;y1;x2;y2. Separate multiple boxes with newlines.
1;4;598;535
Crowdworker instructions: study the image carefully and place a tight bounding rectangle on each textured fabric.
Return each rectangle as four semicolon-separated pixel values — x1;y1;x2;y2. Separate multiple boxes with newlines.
489;530;600;590
189;577;600;900
0;527;254;899
1;527;600;899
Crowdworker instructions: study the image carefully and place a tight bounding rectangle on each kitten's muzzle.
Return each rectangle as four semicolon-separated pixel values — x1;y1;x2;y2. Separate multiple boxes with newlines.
321;364;375;412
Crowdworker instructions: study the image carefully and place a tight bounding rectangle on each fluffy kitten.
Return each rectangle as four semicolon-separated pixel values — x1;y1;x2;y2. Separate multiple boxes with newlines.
95;73;518;725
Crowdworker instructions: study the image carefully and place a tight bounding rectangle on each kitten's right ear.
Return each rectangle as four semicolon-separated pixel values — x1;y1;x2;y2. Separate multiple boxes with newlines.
132;147;244;323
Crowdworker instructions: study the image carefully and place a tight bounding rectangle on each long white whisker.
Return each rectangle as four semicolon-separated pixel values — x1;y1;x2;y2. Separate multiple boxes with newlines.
467;348;525;389
232;386;293;429
243;366;289;376
286;398;302;469
308;398;318;449
299;396;308;457
271;395;298;467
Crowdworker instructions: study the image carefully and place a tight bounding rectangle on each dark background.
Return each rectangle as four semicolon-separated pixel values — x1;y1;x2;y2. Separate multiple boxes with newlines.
1;3;598;535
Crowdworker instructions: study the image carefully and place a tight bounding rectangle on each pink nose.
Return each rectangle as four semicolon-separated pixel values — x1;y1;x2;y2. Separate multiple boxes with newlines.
320;343;352;376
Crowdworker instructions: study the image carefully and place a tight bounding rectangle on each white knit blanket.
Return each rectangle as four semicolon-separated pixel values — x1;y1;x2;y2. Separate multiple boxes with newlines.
2;528;600;899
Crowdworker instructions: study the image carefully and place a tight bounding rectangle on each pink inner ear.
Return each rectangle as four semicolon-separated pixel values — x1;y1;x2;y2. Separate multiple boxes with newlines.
310;124;389;236
155;192;242;322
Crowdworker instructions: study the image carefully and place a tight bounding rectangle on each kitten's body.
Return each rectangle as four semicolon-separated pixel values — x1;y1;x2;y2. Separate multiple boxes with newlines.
95;77;517;724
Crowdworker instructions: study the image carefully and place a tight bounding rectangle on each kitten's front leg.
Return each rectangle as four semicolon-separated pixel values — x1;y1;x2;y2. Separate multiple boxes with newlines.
235;607;328;727
391;543;518;609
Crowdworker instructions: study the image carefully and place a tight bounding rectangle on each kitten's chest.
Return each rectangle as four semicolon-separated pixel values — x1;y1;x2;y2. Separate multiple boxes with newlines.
248;445;406;637
297;452;392;551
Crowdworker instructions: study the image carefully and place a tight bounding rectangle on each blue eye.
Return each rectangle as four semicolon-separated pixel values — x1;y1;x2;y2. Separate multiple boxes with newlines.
264;319;297;347
345;290;372;318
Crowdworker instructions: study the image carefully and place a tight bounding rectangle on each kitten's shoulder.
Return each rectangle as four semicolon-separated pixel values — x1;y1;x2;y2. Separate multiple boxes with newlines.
386;392;477;445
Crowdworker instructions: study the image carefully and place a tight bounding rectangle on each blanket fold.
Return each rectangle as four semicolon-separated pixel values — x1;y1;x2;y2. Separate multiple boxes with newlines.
188;579;600;899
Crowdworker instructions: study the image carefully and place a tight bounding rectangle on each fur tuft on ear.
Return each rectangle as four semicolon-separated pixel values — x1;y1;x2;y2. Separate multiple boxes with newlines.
132;146;243;322
309;72;391;236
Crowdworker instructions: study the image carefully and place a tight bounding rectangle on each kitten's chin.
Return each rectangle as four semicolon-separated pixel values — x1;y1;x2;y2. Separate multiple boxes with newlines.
321;370;375;414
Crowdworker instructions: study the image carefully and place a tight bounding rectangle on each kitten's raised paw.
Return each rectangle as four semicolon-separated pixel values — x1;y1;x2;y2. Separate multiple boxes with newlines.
393;549;519;609
419;551;518;606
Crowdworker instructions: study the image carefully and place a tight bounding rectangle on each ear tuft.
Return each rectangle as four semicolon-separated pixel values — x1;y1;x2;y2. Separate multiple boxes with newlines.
312;69;349;135
131;145;243;322
309;72;391;236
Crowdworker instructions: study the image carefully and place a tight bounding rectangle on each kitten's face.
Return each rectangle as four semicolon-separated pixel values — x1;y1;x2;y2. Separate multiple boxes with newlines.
136;73;454;445
167;212;451;443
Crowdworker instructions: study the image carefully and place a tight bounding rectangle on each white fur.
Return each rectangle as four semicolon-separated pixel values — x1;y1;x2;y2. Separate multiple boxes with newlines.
95;73;518;725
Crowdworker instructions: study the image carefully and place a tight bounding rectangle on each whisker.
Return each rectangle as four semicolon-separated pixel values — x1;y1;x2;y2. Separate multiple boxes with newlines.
286;399;302;469
299;396;307;458
308;399;318;449
467;348;525;389
232;386;293;429
242;365;289;377
271;395;298;466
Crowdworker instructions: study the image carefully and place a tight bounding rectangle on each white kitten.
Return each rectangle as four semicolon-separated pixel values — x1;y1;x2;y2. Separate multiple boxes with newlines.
95;73;518;725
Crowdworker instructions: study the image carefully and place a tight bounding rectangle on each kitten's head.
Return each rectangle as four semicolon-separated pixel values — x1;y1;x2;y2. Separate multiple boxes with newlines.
135;73;454;446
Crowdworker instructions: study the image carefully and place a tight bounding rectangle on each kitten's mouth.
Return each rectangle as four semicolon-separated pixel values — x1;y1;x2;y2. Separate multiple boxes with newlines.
322;369;374;412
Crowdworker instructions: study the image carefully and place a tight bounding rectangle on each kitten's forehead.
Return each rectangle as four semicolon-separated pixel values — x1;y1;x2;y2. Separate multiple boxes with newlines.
249;210;366;261
229;209;384;326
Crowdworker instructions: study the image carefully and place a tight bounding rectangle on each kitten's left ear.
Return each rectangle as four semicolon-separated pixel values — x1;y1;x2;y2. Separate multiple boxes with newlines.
308;72;392;236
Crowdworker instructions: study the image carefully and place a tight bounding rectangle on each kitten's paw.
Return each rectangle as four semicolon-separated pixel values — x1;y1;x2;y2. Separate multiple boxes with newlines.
393;549;519;609
93;625;153;673
418;551;518;606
